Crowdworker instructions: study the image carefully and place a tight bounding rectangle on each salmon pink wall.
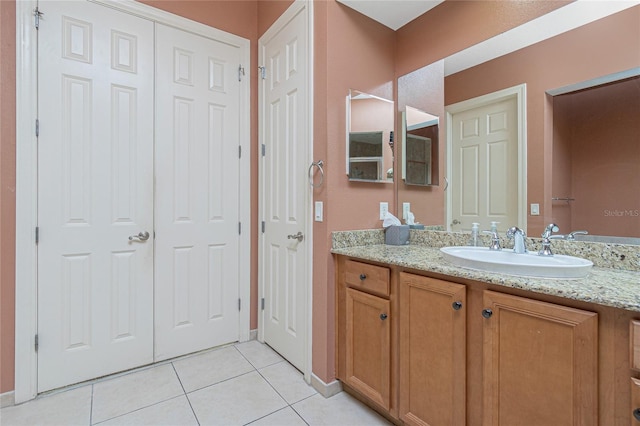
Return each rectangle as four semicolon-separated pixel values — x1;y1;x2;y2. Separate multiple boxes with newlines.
553;78;640;237
312;0;396;383
1;0;17;395
395;1;572;78
444;7;640;235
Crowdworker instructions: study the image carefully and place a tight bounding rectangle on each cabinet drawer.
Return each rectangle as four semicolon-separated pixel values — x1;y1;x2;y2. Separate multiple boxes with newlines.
344;260;390;297
631;320;640;372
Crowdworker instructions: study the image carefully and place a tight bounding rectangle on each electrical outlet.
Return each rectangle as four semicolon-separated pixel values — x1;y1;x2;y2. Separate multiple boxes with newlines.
315;201;323;222
379;202;389;220
402;202;411;220
530;203;540;216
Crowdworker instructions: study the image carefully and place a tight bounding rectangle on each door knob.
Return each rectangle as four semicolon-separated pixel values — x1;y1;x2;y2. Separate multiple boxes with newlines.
380;313;388;320
482;308;493;319
451;219;461;226
452;301;463;311
129;231;150;242
287;231;304;242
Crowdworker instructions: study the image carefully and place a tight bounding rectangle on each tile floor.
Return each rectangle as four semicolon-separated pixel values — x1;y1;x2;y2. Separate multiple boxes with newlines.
0;341;391;425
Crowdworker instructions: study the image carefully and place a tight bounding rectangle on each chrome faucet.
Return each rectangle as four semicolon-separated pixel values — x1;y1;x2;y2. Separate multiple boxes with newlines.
565;230;588;241
482;230;501;250
506;226;527;254
539;223;560;256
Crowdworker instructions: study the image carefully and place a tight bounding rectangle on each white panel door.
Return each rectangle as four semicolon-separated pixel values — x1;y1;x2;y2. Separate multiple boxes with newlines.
37;1;154;392
154;24;241;360
259;4;309;371
450;97;518;232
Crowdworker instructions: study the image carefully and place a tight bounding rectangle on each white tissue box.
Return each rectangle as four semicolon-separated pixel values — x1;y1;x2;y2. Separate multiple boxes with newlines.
385;225;410;245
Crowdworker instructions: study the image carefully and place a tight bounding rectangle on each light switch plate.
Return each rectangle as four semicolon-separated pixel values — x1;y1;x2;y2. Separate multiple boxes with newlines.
530;203;540;216
314;201;323;222
380;202;389;220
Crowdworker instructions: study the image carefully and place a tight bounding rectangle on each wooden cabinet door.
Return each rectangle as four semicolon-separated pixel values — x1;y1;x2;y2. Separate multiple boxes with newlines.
483;290;598;426
345;287;391;410
399;273;466;426
632;378;640;426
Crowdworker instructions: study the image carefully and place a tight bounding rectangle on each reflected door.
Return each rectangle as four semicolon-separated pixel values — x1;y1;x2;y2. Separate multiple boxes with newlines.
450;97;518;231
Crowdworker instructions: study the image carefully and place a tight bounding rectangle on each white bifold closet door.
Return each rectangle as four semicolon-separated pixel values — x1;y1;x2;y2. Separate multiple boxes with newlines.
154;23;241;361
37;1;155;392
37;2;242;392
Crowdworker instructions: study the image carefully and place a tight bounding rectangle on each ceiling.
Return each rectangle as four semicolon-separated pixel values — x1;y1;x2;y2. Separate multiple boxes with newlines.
336;0;445;31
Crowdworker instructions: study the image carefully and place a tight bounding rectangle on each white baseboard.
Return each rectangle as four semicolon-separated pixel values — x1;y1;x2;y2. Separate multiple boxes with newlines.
1;391;15;408
311;374;342;398
249;329;258;341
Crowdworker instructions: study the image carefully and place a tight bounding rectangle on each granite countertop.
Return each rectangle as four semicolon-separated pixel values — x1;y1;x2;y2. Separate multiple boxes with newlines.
332;244;640;313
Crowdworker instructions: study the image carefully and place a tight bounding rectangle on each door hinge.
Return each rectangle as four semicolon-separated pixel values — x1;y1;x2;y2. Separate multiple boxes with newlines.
35;226;39;244
258;66;266;80
34;334;39;352
261;298;265;311
238;65;245;82
261;221;265;233
34;7;43;30
261;144;266;157
238;298;241;311
238;222;241;235
239;145;242;159
35;119;39;137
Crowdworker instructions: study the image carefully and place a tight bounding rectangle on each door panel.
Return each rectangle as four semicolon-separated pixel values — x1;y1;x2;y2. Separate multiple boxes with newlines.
37;1;154;392
260;5;309;371
154;23;241;360
451;97;518;232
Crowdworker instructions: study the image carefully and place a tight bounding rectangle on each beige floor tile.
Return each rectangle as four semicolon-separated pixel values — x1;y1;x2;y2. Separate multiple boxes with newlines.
0;386;91;426
292;392;391;426
97;395;198;426
249;406;307;426
259;361;316;404
188;371;287;425
91;364;184;424
234;340;284;369
172;346;254;393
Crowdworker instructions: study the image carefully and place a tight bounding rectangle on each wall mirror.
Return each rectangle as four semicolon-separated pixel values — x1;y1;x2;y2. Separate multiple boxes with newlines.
402;106;439;186
396;3;639;243
346;89;394;183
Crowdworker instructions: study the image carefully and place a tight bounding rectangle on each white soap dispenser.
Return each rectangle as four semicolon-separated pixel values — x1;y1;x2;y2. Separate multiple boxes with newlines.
490;221;500;234
468;222;481;246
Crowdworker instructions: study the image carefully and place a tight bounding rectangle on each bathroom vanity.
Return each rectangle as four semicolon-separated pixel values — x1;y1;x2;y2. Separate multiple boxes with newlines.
333;230;640;425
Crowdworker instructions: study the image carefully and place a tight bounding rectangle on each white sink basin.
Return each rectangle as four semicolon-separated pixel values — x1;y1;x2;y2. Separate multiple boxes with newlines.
440;246;593;278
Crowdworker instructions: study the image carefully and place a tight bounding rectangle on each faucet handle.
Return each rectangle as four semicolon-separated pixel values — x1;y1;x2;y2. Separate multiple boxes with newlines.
482;230;501;250
566;230;588;241
506;226;525;239
541;223;560;239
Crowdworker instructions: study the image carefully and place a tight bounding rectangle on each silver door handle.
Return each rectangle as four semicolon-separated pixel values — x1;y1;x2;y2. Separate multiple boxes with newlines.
129;231;150;241
287;232;304;242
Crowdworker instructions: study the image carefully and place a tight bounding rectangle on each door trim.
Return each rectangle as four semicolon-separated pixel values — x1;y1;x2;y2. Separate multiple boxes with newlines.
257;0;314;382
15;0;251;403
445;84;527;233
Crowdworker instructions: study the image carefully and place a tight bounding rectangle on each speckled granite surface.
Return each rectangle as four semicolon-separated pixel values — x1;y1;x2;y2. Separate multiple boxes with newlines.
331;229;640;312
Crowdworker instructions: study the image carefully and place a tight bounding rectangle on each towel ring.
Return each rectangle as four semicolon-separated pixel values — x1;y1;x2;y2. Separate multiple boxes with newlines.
308;160;324;188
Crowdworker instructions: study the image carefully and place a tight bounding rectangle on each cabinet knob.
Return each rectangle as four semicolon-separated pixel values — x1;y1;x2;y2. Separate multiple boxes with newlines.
482;308;493;319
380;313;388;321
452;301;463;311
634;408;640;421
359;273;367;280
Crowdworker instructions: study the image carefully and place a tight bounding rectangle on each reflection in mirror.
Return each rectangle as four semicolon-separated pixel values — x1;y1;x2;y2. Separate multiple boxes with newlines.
402;106;439;186
551;73;640;239
346;90;394;183
396;5;639;243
